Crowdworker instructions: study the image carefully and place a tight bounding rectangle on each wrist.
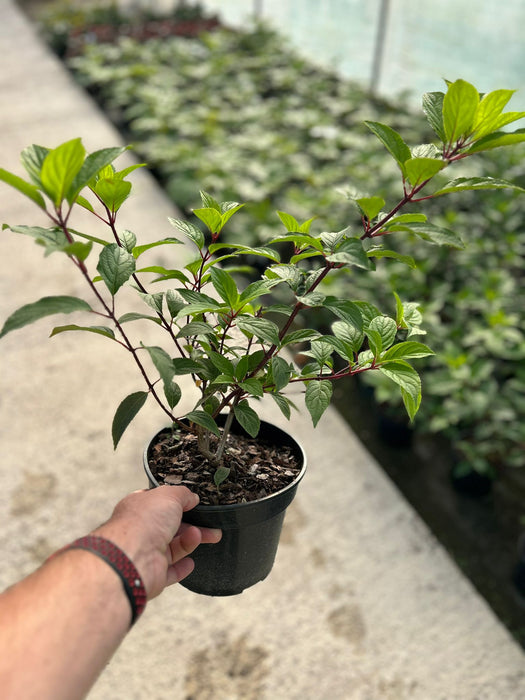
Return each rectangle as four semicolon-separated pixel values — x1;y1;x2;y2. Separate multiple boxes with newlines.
49;536;147;626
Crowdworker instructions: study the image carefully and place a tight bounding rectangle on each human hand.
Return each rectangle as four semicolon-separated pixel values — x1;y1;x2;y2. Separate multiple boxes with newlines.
93;486;221;599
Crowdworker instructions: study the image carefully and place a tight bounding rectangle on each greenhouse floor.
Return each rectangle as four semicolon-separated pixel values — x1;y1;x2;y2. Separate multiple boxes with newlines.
0;2;524;698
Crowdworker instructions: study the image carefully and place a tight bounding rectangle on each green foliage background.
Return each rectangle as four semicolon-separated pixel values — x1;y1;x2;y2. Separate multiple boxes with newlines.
55;17;525;477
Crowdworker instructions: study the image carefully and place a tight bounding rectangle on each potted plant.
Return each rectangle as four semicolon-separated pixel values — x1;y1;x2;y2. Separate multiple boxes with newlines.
1;79;524;595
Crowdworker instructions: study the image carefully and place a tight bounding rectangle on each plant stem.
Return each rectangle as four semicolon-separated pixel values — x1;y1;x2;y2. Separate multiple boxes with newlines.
105;208;188;358
215;406;235;462
56;211;180;427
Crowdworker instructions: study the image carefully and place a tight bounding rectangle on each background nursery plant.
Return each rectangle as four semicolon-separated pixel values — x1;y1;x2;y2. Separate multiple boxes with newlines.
1;78;525;504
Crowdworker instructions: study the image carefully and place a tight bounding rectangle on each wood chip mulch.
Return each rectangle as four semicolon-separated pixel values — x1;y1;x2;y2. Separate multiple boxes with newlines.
148;428;302;505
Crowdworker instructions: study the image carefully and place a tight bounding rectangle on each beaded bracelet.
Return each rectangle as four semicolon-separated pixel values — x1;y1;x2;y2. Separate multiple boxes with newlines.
50;535;147;626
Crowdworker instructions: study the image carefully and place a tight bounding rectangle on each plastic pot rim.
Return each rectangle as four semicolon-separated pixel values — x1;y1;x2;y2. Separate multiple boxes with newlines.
143;418;307;513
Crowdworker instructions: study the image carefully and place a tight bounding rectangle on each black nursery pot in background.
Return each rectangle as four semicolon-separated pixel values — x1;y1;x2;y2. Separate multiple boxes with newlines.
143;417;307;596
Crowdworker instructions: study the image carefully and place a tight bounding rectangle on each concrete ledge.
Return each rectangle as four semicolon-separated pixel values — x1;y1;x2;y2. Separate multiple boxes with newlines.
1;2;524;698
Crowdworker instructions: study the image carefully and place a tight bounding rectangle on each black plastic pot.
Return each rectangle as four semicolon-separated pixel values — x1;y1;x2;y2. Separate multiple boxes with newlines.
143;417;307;596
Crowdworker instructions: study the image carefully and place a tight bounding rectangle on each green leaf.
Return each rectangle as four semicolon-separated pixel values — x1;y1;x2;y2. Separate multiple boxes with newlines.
208;352;234;375
331;320;364;352
369;316;397;350
364;121;412;168
172;358;202;375
239;378;264;398
290;250;323;264
185;410;221;437
142;345;175;384
168;218;205;249
133;237;184;259
270;233;323;251
114;163;146;180
20;144;49;187
69;146;127;201
381;341;434;361
138;291;163;314
471;89;518;139
378;360;421;404
388;213;427;225
40;138;86;206
271;356;292;391
0;295;92;339
304;380;333;427
422;91;446;141
178;289;219;306
164;381;182;409
327;238;370;269
467;129;525;154
277;210;300;231
97;243;136;295
209;266;239;307
281;328;322;346
442;79;479;144
320;230;345;251
193;207;222;233
233;401;260;438
166;290;186;318
75;195;94;213
404;157;446;187
118;312;161;325
353;301;381;325
118;229;136;253
70;230;111;247
94;177;132;213
355;196;385;221
366;329;382;357
431;176;525;197
265;263;304;291
400;387;421;422
207;243;280;264
214;466;231;489
4;225;68;255
393;221;465;248
308;340;334;366
394;292;405;327
296;291;326;307
50;324;115;340
323;297;363;330
238;280;275;305
63;240;93;262
271;392;292;420
200;191;221;211
0;168;46;209
367;249;416;268
219;203;244;228
321;336;355;362
237;316;281;346
137;266;189;285
298;216;316;234
112;391;148;449
176;321;216;338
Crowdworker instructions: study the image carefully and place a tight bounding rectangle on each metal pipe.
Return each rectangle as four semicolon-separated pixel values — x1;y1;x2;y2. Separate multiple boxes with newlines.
253;0;264;18
370;0;391;95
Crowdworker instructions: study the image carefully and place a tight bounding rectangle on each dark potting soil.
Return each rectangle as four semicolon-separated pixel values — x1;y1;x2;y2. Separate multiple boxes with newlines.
148;428;301;506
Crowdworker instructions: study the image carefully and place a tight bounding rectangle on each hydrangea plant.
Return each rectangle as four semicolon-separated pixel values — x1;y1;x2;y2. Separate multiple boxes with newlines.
1;79;524;489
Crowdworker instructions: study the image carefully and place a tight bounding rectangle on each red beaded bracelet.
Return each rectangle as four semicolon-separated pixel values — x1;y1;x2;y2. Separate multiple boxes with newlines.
50;535;147;626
